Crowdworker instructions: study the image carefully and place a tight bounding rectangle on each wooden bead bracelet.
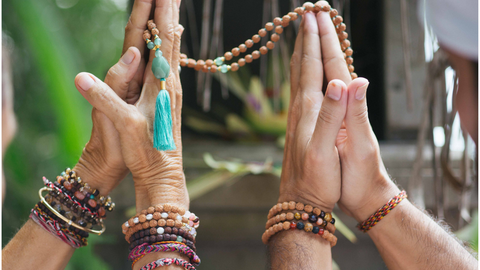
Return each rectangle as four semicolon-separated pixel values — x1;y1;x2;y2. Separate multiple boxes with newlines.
268;201;332;220
173;1;357;80
262;220;337;247
128;227;196;247
265;211;336;234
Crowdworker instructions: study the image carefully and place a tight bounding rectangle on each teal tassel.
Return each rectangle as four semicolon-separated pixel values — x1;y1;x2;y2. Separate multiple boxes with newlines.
153;87;176;151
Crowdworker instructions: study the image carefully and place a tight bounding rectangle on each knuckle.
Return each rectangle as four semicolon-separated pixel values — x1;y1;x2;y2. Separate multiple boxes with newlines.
318;106;338;125
352;105;369;124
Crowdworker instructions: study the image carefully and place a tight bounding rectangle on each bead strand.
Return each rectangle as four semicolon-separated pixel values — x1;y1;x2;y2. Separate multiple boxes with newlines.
177;1;356;79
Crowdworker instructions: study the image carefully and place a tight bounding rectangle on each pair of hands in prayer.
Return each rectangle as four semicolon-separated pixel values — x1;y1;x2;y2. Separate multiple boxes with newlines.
280;6;399;222
73;0;188;212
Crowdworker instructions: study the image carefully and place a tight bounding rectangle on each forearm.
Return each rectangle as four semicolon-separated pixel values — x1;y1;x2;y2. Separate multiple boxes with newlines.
368;200;477;270
2;219;74;270
268;229;332;270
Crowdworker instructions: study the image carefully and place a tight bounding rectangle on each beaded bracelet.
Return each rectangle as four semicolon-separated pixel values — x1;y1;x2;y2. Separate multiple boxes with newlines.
34;202;89;240
39;187;106;235
265;211;336;234
123;204;199;240
139;258;196;270
129;242;201;266
262;220;337;247
129;233;197;252
357;190;407;232
129;226;196;244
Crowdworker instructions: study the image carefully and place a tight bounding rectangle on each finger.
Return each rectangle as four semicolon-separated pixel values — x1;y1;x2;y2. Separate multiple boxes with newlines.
310;79;348;152
290;18;305;103
75;73;133;129
173;24;184;145
344;77;374;147
169;0;181;131
293;12;324;155
316;5;351;84
104;47;142;100
123;0;154;54
154;0;175;64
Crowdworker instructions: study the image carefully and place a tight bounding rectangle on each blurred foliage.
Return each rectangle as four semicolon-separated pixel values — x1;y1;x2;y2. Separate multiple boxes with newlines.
3;0;129;268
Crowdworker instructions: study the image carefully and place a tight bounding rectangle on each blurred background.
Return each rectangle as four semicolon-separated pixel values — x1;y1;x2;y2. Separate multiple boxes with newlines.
2;0;477;269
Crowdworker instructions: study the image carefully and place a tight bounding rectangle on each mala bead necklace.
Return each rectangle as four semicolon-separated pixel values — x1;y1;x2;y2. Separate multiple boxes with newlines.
143;1;356;151
177;1;357;79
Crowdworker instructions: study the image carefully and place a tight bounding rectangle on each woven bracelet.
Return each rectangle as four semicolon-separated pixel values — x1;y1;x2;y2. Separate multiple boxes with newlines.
357;190;407;232
139;257;196;270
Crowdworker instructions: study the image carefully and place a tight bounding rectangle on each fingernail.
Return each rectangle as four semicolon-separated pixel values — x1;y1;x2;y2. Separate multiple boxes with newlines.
78;74;94;91
121;48;135;65
327;82;342;101
355;82;369;100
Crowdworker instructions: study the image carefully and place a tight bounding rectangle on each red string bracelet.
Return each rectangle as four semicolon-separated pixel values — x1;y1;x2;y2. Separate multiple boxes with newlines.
357;190;407;232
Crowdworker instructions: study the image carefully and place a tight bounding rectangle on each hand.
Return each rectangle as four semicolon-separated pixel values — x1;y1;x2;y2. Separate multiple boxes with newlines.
74;0;188;211
335;79;400;221
310;5;400;221
73;0;157;195
278;9;349;212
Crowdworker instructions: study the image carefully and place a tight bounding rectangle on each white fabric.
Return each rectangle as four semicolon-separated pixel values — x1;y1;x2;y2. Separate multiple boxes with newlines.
419;0;478;60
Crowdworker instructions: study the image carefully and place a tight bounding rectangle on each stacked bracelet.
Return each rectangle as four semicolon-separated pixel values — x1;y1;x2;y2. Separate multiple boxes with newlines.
126;205;201;268
30;169;114;247
263;201;337;247
357;190;407;232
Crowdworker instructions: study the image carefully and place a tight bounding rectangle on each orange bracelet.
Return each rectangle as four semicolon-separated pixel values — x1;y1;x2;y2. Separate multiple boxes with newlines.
262;220;337;247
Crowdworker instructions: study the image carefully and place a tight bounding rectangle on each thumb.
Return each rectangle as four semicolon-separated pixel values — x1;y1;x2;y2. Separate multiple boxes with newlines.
75;72;133;129
104;46;141;100
345;78;374;146
310;79;348;152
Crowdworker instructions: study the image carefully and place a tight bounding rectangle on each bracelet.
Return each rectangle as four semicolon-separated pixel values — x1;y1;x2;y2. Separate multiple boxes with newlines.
39;187;106;235
357;190;407;232
129;242;201;266
128;226;195;245
123;204;199;240
265;211;336;234
139;258;196;270
129;232;197;251
262;220;337;247
30;207;86;248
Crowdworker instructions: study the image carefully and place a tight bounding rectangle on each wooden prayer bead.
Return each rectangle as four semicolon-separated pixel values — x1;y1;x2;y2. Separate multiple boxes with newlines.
338;31;348;40
282;202;289;210
252;50;261;59
265;22;274;31
252;35;261;43
345;48;353;56
351;72;358;79
258;28;267;37
304;205;313;213
282;16;290;27
288;12;298;21
337;23;346;33
348;65;355;73
313;2;322;12
342;39;351;48
210;65;217;73
239;44;247;53
245;39;254;48
238;58;246;66
334;16;343;25
180;54;187;59
322;5;331;12
187;59;196;68
232;47;240;56
303;2;314;12
296;202;304;211
224;52;233;61
152;28;159;35
294;7;305;16
275;26;283;34
194;60;204;71
273;17;282;26
271;33;280;42
143;32;151;41
346;57;354;65
266;41;275;50
330;9;338;18
231;63;239;72
260;46;268;55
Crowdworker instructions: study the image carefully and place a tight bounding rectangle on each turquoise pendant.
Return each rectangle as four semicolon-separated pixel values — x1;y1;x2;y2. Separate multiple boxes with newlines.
152;50;170;79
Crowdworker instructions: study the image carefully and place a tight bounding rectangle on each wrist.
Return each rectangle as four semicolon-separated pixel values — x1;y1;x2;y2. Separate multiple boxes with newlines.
278;192;335;213
73;153;128;195
134;173;189;213
351;177;400;222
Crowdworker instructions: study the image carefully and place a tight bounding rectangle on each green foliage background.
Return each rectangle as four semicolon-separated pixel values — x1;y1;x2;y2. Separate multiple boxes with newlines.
2;0;130;268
